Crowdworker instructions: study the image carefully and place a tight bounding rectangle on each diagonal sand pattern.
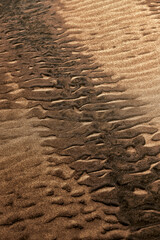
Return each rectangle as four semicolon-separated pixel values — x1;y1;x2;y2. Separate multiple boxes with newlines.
0;0;160;240
1;1;130;239
58;0;160;147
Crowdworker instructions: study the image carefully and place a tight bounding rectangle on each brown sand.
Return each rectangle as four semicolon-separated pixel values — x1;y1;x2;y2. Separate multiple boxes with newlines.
57;0;160;147
0;0;160;240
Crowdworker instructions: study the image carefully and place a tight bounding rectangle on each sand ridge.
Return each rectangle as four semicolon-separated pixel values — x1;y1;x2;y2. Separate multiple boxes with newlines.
58;0;160;147
0;0;160;239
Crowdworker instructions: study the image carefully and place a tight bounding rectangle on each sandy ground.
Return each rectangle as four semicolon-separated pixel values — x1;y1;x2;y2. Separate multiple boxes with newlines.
0;0;160;240
57;0;160;147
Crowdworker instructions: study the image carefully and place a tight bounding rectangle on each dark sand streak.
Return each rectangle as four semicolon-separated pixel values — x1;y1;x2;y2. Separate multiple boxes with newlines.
0;0;160;240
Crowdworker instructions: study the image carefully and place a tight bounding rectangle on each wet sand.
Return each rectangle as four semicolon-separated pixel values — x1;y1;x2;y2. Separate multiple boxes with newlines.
0;0;160;239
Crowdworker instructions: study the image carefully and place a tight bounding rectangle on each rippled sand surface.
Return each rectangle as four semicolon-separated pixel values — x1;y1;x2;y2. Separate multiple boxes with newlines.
58;0;160;146
0;1;160;239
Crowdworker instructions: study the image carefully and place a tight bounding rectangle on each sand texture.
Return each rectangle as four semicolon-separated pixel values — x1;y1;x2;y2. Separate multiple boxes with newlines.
0;0;160;239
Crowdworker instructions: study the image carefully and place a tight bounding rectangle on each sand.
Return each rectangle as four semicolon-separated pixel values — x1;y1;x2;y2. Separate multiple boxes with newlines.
0;0;160;239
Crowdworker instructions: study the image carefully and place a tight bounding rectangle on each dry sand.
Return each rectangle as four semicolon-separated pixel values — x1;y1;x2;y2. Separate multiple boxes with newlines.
0;0;160;239
57;0;160;146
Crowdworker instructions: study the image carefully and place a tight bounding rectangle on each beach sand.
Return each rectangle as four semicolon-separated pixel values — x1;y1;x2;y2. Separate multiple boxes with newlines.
0;1;160;239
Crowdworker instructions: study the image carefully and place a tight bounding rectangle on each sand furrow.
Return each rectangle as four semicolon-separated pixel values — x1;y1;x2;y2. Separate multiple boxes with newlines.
0;0;160;239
